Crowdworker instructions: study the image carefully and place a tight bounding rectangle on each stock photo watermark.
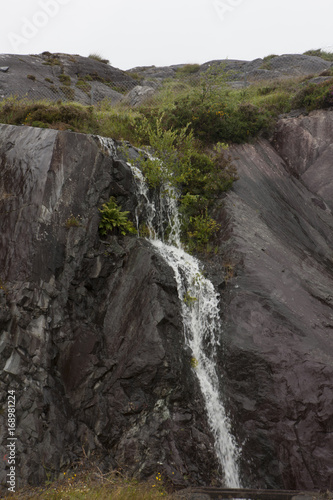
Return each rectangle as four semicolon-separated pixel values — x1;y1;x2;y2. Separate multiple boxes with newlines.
7;0;72;51
212;0;245;22
4;390;17;493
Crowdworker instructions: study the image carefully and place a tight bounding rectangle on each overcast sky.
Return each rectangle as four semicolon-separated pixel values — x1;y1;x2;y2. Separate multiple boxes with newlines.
1;0;332;70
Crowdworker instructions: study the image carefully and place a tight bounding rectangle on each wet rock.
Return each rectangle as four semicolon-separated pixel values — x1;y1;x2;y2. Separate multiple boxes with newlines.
0;124;219;492
1;106;333;493
214;109;333;490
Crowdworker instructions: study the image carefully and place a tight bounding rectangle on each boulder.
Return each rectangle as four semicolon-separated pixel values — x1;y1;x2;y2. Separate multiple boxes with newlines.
123;85;156;106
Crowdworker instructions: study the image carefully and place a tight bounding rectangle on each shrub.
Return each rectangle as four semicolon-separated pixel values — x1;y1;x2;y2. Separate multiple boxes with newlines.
0;98;100;133
65;214;81;228
303;49;333;62
88;53;110;64
186;210;221;252
291;80;333;110
58;74;71;86
259;54;278;70
176;64;201;76
162;89;272;144
60;86;75;100
99;197;136;236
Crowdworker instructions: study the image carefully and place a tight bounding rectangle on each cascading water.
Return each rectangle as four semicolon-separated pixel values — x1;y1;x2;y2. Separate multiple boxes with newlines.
130;161;242;488
96;135;242;486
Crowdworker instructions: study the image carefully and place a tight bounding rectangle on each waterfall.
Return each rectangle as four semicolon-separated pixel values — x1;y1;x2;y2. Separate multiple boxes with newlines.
130;161;242;488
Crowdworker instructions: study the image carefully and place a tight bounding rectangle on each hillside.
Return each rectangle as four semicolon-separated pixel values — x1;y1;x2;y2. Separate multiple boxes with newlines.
1;51;332;107
0;51;333;498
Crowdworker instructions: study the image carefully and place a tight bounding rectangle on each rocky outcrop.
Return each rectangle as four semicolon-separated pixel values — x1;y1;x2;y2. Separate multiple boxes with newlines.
216;109;333;490
0;53;332;107
0;53;136;104
128;54;333;87
1;108;333;493
0;125;219;492
123;85;156;107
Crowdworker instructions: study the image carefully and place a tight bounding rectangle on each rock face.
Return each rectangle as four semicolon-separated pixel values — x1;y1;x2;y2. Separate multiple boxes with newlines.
1;108;333;493
0;52;332;107
128;54;333;87
0;125;219;492
216;109;333;490
0;53;136;104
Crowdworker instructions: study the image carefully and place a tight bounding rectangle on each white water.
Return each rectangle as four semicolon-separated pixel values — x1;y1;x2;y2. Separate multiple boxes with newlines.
131;162;242;487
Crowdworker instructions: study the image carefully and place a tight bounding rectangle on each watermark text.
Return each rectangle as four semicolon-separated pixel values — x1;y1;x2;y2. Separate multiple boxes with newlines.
8;0;72;51
6;390;16;493
212;0;245;22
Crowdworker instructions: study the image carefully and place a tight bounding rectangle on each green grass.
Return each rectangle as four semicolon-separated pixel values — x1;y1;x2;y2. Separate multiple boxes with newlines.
1;70;331;144
0;66;332;253
303;48;333;61
4;468;173;499
0;97;141;139
88;53;110;65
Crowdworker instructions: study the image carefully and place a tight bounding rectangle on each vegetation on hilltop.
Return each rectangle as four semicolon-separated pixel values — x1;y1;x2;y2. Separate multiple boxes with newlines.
0;64;332;252
303;48;333;61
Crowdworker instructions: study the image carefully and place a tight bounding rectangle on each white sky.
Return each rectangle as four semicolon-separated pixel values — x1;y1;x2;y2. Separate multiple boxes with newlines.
1;0;332;70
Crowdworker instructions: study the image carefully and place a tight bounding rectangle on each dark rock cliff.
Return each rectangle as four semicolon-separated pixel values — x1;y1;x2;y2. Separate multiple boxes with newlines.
0;125;219;492
216;109;333;490
1;109;333;493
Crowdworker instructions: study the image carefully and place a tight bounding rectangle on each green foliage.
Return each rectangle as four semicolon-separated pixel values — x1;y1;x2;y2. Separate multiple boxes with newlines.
88;53;110;64
76;79;92;90
65;214;81;228
186;210;221;252
176;64;200;76
0;277;7;295
190;357;199;369
130;113;237;251
125;71;143;82
8;467;169;499
183;291;198;306
99;197;136;236
163;90;272;143
303;48;333;61
60;86;75;100
2;62;332;252
291;80;333;110
0;97;98;132
58;74;71;86
259;54;278;70
155;65;272;143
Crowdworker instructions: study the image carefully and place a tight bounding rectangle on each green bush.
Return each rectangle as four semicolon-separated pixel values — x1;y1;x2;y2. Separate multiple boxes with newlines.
88;53;110;64
176;64;201;76
186;210;221;252
58;74;71;86
0;98;99;132
129;114;238;251
303;49;333;61
291;80;333;110
162;90;272;144
99;197;136;236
